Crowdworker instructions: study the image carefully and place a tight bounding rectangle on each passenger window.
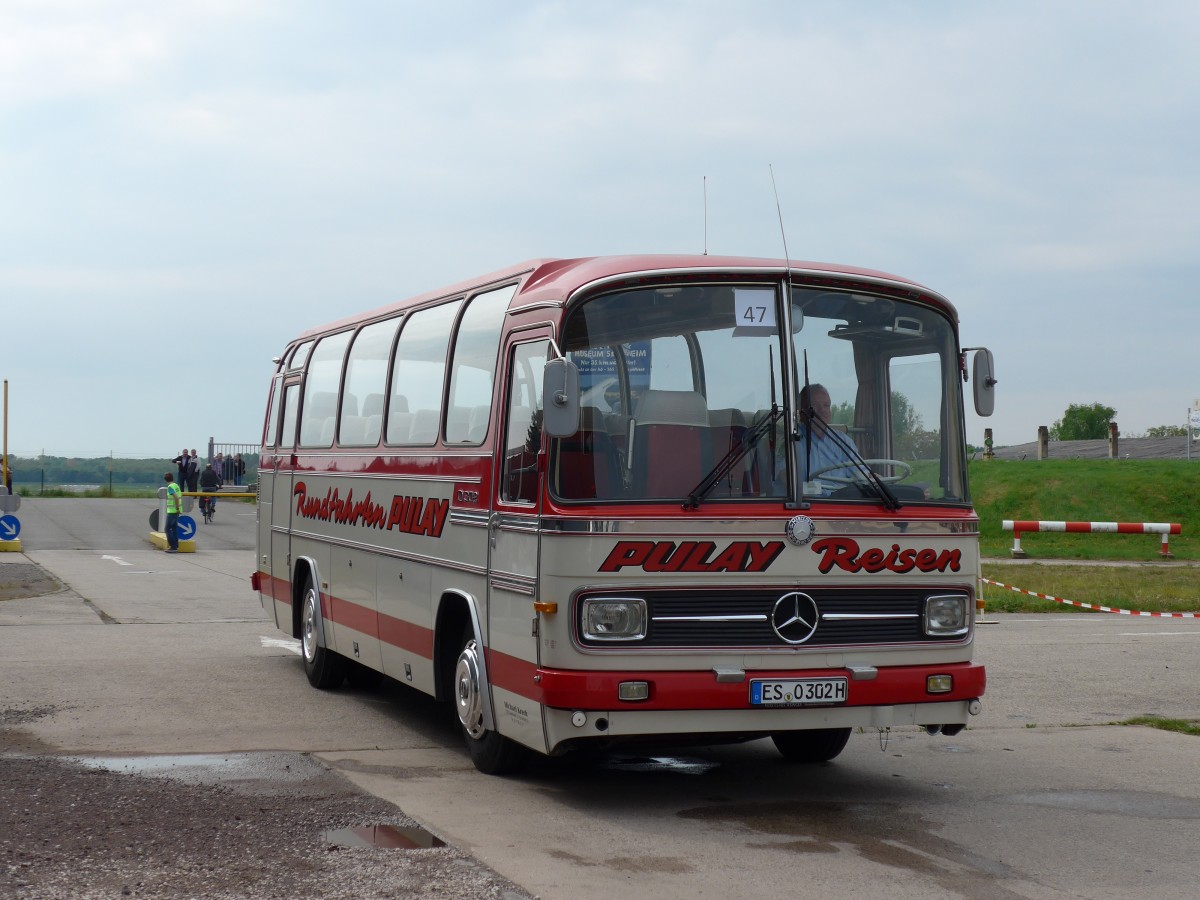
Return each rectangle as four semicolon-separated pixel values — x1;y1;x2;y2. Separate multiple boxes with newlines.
289;341;313;372
263;375;282;447
445;285;515;444
501;342;547;503
340;318;401;447
388;300;462;445
279;384;300;450
298;331;352;447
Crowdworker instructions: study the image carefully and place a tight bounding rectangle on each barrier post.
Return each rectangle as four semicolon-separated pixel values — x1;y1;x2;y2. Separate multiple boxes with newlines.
1009;523;1025;559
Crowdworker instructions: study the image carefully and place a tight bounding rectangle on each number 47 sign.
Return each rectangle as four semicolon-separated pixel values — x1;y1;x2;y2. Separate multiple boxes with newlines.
733;288;778;336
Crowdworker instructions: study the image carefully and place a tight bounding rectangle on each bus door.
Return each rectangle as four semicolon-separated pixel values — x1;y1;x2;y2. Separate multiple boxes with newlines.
269;378;303;618
487;335;549;749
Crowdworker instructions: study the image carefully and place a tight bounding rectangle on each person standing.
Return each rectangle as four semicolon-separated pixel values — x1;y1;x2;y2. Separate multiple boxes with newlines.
233;453;245;486
163;472;182;552
187;449;200;493
172;449;189;489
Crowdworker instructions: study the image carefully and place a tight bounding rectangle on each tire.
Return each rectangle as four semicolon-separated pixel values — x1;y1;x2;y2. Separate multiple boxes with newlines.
454;623;526;775
300;575;346;689
771;727;852;763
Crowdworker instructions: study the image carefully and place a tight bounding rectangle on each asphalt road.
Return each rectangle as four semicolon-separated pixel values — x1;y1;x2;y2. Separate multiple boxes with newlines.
3;498;1200;899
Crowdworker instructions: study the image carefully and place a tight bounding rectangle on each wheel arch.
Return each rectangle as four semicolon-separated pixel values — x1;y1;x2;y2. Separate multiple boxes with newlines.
433;588;496;733
290;555;328;649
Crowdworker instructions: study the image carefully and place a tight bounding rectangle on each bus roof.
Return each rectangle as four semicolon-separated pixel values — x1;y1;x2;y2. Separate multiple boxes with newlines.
293;254;953;341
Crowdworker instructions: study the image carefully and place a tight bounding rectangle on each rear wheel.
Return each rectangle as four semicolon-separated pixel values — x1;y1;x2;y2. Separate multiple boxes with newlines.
771;727;851;763
300;575;346;689
454;624;526;775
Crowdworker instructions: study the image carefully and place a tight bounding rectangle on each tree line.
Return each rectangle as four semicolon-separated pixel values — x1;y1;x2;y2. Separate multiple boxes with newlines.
1050;403;1190;440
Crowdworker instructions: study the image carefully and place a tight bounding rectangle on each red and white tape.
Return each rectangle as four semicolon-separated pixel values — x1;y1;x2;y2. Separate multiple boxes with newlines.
979;577;1200;619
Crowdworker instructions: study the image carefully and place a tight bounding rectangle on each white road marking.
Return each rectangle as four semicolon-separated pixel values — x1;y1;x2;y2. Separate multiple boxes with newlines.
260;636;302;655
1119;631;1200;637
100;555;132;566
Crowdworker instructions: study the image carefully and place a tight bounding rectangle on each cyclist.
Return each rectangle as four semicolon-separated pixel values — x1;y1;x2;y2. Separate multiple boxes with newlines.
198;463;221;523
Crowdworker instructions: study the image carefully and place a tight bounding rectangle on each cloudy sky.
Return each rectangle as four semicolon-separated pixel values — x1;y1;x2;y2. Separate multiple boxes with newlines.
3;1;1198;460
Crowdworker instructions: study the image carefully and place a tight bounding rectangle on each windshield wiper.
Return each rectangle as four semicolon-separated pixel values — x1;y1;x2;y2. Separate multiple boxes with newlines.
683;405;783;510
797;418;903;512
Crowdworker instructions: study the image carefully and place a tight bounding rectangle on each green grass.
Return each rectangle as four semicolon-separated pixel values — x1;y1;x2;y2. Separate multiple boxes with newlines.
971;459;1200;560
28;486;160;498
968;459;1200;613
1120;716;1200;737
980;562;1199;614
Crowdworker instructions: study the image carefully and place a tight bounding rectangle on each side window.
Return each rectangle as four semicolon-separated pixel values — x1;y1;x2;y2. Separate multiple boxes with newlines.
298;331;352;447
289;341;313;372
501;341;547;503
263;375;282;447
339;318;401;447
445;285;516;444
387;300;462;445
279;383;300;450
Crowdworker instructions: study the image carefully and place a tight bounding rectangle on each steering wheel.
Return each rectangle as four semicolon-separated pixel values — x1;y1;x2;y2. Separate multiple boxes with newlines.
809;459;913;484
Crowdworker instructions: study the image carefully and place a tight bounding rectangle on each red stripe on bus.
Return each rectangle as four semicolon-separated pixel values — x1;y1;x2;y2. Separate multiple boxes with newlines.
378;611;435;658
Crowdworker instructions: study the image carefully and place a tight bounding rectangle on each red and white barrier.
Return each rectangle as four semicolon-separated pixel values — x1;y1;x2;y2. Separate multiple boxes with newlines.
1001;520;1181;559
980;577;1199;618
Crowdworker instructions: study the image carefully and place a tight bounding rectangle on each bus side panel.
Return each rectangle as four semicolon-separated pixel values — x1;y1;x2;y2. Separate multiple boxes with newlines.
255;454;278;626
329;544;383;673
269;455;297;634
487;581;548;753
377;555;436;695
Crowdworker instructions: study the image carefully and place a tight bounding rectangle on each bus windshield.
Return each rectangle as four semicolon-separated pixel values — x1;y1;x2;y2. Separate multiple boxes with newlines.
553;280;968;505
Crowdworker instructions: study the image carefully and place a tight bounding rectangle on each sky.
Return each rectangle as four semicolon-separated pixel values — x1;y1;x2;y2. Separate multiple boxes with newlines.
2;0;1198;460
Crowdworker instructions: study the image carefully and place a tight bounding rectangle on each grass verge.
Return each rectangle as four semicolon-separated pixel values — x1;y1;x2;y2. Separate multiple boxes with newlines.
980;562;1200;614
1120;716;1200;737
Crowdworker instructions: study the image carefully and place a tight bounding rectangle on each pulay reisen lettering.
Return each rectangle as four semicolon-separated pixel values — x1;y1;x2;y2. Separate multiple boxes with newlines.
598;540;785;573
810;537;961;574
293;481;448;537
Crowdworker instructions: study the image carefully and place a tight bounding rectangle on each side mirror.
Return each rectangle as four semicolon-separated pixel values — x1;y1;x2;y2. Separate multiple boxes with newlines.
973;348;996;417
790;304;804;333
542;358;580;437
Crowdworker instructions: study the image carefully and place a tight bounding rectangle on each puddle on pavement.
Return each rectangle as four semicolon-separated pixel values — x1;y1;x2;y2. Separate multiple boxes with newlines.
324;824;445;849
71;752;329;785
1003;790;1200;819
600;753;720;775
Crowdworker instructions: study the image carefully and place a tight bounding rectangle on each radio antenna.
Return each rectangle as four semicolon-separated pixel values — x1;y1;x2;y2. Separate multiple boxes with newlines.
769;164;790;267
702;175;708;255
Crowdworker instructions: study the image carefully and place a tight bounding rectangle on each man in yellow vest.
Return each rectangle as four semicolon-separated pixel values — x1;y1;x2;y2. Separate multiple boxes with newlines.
164;472;182;552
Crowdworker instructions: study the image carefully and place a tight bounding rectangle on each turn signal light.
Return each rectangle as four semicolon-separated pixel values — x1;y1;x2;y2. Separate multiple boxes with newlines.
533;601;558;614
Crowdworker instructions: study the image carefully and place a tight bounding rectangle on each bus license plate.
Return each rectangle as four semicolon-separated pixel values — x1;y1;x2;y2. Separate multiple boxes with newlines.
750;677;848;707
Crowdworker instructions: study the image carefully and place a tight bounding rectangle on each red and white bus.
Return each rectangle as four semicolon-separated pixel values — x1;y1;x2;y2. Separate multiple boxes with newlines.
251;254;996;773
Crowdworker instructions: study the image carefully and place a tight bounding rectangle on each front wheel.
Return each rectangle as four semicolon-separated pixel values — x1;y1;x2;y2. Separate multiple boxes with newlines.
300;576;346;689
771;727;851;763
454;624;526;775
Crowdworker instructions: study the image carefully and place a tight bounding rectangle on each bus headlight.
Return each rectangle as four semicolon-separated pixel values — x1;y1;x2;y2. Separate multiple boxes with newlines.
924;594;969;636
581;598;647;641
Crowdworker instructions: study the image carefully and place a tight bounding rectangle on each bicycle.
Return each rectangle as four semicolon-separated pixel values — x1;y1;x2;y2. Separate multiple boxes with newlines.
199;492;216;524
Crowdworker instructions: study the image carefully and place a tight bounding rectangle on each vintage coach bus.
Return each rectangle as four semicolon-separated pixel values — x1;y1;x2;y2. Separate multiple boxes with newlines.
251;254;997;773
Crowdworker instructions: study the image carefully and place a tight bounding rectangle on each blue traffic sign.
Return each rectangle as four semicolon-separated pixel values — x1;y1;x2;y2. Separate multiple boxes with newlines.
0;514;20;540
177;515;197;540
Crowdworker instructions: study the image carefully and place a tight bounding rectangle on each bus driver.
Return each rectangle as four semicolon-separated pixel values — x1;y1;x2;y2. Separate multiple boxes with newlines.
783;383;861;494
